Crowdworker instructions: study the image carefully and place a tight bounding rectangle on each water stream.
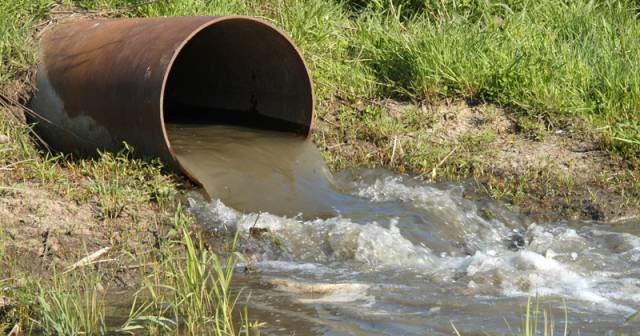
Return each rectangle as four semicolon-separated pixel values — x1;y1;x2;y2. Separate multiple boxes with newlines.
168;124;640;335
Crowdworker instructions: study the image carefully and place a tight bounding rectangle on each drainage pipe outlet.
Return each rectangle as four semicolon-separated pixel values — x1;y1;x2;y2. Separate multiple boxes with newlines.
29;16;314;182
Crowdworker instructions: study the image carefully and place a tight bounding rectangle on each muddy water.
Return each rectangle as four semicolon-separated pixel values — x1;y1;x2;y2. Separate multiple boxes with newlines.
167;124;346;218
169;124;639;335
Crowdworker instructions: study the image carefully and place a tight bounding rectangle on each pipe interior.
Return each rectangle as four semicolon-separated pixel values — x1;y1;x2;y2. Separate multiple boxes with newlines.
162;19;313;135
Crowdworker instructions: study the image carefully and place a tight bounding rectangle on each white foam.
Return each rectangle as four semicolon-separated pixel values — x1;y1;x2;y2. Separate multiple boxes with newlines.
187;176;640;316
355;176;511;251
440;245;639;313
189;196;433;267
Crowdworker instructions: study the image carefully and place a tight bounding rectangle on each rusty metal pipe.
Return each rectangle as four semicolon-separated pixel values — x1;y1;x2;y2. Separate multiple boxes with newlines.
29;16;314;181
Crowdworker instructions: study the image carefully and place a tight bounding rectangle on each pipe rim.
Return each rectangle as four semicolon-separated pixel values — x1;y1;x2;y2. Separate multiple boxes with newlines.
158;16;315;183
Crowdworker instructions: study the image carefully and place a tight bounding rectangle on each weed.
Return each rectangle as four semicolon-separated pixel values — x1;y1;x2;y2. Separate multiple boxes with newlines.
452;295;569;336
140;206;262;335
77;144;176;219
36;271;107;335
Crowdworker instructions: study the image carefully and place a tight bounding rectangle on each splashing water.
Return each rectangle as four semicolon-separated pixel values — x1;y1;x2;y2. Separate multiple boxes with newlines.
169;124;640;335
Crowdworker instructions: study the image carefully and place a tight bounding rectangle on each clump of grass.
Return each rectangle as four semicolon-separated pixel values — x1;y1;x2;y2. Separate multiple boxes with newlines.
75;143;176;219
452;295;569;336
518;296;568;336
140;206;262;335
0;0;53;85
33;268;177;335
35;271;107;335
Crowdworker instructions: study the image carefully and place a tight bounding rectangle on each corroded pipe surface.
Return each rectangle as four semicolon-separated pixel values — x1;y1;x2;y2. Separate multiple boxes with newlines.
29;16;314;180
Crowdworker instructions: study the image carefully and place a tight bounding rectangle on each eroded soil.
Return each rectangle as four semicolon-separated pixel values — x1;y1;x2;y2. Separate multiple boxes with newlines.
315;98;639;222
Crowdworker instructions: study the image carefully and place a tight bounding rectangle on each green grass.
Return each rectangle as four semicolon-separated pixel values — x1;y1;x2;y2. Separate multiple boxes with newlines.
0;110;176;219
138;208;262;335
0;0;53;85
1;206;258;335
68;0;640;160
75;144;176;219
355;0;640;158
36;271;108;335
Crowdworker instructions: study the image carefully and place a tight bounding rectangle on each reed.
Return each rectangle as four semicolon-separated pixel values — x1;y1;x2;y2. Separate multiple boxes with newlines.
452;295;569;336
24;206;260;335
140;206;262;335
35;271;107;335
131;208;263;336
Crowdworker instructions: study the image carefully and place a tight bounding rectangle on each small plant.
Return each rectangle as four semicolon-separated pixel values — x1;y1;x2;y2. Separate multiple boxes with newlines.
452;296;569;336
78;143;176;218
140;206;263;335
516;116;547;141
35;271;107;335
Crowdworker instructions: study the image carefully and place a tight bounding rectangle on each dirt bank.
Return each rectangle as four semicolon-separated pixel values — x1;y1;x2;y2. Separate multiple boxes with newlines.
315;98;639;223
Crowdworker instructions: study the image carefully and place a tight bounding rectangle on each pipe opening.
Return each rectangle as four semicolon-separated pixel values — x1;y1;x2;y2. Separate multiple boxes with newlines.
162;18;313;137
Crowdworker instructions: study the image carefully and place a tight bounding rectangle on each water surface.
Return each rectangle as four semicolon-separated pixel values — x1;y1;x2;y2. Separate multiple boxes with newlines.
169;124;640;335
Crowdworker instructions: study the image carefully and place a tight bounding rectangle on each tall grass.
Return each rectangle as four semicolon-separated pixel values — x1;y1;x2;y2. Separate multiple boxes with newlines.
29;207;260;335
34;269;177;335
140;207;262;335
36;271;107;335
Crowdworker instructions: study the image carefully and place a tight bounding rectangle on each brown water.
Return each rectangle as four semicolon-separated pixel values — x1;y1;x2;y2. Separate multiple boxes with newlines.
167;124;346;218
167;124;640;335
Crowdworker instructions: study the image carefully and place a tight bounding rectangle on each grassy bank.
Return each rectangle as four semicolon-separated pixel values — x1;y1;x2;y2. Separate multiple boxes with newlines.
1;200;260;334
2;1;639;157
72;0;640;158
1;0;639;334
57;0;640;220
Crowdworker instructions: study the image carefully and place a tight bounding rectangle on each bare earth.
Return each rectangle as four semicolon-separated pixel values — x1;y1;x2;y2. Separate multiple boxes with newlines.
316;99;639;222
